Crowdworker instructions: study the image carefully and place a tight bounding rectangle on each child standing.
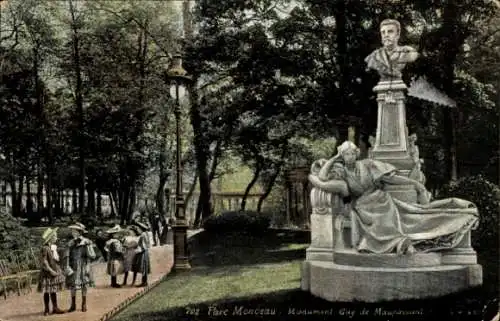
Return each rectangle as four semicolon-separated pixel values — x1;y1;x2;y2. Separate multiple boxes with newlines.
65;222;96;313
37;227;66;315
131;221;151;287
104;225;125;288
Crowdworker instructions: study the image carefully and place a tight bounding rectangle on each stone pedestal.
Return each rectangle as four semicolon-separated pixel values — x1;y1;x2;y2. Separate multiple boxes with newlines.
371;80;414;173
370;80;418;203
301;260;482;302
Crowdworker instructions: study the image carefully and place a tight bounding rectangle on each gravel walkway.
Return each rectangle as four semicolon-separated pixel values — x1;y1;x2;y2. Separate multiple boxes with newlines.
0;245;173;321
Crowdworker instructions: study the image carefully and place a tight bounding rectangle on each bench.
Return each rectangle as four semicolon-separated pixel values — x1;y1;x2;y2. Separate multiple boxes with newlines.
0;248;41;299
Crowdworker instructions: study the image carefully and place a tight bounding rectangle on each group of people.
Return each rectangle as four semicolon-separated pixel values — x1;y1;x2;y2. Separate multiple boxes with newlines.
103;221;152;288
37;220;152;316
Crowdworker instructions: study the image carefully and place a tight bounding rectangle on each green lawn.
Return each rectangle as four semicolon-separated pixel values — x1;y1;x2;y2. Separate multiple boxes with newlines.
112;229;498;321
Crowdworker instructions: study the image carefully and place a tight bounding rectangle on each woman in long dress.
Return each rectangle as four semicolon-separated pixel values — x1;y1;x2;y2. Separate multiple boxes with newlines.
131;221;151;287
37;227;66;315
121;226;139;286
308;141;479;255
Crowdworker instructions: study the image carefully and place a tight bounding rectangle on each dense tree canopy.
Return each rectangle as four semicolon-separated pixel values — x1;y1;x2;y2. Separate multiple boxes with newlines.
0;0;497;224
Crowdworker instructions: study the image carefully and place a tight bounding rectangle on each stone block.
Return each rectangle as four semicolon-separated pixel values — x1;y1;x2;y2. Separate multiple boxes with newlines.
301;261;311;291
310;213;334;249
306;247;334;261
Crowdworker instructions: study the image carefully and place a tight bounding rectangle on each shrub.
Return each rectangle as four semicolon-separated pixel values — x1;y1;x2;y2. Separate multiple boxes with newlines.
202;210;271;234
0;209;34;258
439;175;499;249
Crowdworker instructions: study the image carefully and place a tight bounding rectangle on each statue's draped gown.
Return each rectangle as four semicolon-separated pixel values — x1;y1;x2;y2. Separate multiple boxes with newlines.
329;159;478;254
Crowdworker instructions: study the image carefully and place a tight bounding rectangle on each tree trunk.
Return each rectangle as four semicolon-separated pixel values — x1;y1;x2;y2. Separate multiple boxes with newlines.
241;162;262;211
37;167;44;214
18;176;24;216
156;172;168;216
72;188;77;215
441;0;465;182
191;92;212;226
208;139;223;182
9;177;17;217
119;186;130;225
109;191;117;218
26;179;32;216
127;185;136;223
86;184;95;214
46;172;53;224
68;0;86;213
257;164;283;213
96;189;102;218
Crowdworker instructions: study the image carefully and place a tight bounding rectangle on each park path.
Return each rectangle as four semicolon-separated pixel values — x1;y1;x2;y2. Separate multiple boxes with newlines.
0;244;173;321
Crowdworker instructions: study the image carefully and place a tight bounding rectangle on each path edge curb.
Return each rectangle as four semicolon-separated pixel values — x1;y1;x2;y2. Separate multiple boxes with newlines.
97;270;171;321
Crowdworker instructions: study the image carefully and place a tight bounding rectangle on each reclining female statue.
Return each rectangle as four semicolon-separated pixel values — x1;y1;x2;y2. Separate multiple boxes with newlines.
308;141;479;255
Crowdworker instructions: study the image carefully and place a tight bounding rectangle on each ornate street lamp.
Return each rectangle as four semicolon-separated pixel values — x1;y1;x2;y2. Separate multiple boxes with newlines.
165;53;192;271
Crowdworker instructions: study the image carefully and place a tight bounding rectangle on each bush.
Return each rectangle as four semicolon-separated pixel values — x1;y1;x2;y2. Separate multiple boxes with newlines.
0;209;34;258
202;210;271;234
439;175;499;249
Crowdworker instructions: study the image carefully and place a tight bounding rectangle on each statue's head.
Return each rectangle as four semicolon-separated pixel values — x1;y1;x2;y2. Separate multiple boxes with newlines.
337;141;360;165
380;19;400;50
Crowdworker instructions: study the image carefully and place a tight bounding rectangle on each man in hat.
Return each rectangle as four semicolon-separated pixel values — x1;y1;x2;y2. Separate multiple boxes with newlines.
131;221;152;287
148;210;162;246
37;227;66;315
104;224;125;288
65;222;96;313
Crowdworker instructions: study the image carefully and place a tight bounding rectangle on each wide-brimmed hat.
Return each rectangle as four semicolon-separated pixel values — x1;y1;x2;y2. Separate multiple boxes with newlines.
133;221;150;232
42;227;59;244
106;224;124;235
68;222;87;233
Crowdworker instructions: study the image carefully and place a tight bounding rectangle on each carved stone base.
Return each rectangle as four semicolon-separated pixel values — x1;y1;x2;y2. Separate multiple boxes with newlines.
306;247;334;262
301;260;482;302
333;250;441;268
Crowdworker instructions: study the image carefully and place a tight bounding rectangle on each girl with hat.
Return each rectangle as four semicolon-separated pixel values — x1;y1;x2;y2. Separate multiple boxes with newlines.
65;222;96;313
131;221;152;287
104;224;126;288
37;227;66;315
121;225;140;286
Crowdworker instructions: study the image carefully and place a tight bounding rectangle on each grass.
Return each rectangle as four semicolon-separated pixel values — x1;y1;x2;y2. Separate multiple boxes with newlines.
112;229;499;321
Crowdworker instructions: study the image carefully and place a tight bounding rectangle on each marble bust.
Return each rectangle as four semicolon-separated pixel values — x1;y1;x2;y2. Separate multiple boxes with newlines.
365;19;419;81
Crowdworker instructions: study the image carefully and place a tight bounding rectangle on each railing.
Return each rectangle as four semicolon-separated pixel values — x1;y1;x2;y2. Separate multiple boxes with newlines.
0;182;266;226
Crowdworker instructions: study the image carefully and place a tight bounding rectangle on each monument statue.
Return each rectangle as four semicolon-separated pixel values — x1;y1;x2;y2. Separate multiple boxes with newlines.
308;141;478;255
365;19;419;81
301;18;482;303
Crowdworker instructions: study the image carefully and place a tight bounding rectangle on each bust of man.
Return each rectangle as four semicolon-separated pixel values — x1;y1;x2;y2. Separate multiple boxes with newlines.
365;19;419;81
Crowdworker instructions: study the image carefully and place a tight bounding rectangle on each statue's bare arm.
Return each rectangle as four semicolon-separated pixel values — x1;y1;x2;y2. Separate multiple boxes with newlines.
317;157;337;181
381;174;430;204
309;174;349;197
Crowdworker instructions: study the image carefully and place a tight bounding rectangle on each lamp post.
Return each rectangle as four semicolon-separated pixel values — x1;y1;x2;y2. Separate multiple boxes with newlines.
166;53;192;271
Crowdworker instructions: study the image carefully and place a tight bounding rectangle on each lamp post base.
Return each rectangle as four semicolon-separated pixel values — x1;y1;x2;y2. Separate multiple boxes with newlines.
172;220;191;271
